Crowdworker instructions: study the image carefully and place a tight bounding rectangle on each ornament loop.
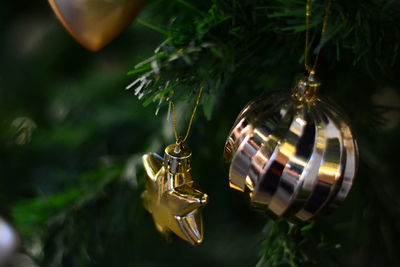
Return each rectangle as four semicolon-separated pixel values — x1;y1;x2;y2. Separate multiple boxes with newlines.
304;0;333;72
169;87;203;144
175;137;184;148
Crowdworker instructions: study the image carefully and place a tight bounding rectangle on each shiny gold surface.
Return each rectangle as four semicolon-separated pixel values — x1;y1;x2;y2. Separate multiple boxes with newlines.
142;143;208;245
224;75;358;222
292;71;321;103
48;0;146;51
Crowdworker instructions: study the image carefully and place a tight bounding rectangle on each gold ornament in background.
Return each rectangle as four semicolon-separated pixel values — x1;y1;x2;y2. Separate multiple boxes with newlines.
224;72;358;222
48;0;147;51
142;142;208;245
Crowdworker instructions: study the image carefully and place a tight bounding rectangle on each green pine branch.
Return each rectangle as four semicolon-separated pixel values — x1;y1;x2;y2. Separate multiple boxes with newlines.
129;0;400;117
257;221;341;267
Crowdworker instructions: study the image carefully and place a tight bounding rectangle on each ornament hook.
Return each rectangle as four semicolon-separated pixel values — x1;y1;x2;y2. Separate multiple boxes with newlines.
169;87;203;144
304;0;333;72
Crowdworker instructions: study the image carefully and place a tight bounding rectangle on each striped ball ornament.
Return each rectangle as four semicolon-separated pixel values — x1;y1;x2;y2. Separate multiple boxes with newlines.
224;73;358;222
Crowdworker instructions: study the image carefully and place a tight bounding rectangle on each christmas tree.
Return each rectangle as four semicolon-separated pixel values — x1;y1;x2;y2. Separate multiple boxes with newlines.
1;0;400;266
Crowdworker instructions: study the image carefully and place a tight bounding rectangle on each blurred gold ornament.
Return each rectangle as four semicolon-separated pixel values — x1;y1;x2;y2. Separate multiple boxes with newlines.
142;142;208;245
224;73;358;222
48;0;146;51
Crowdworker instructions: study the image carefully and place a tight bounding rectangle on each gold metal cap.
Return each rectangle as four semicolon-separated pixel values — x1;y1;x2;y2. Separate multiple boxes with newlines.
292;70;321;103
164;143;192;174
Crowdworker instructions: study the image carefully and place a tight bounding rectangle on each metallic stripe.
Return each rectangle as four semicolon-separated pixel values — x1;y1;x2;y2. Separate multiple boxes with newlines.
251;107;297;207
295;103;344;221
285;105;326;218
248;129;281;207
322;102;358;204
268;110;313;216
271;109;318;217
229;100;291;192
224;92;288;164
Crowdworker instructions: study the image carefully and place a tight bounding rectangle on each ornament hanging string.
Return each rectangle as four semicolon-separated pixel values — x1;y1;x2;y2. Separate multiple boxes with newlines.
304;0;333;72
169;87;203;144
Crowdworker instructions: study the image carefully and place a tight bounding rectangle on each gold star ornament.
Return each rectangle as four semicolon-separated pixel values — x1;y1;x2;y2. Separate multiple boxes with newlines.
142;143;208;245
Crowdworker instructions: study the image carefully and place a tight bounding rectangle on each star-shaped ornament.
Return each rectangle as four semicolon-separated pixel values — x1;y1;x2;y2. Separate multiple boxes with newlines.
142;143;208;245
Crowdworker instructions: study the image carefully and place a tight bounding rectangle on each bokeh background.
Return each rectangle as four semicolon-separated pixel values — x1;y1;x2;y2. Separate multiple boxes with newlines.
1;0;400;266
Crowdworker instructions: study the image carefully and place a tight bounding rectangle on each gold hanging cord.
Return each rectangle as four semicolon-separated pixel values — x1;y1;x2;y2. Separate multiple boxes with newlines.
304;0;333;72
169;87;203;144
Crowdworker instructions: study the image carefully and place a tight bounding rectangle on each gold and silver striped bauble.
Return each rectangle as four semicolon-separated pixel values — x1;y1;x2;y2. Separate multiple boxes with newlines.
224;73;358;222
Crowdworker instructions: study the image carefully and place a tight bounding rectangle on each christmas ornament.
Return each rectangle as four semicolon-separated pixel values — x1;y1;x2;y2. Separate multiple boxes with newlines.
224;72;358;222
142;142;208;245
142;88;208;245
224;0;358;222
0;217;18;265
48;0;146;51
